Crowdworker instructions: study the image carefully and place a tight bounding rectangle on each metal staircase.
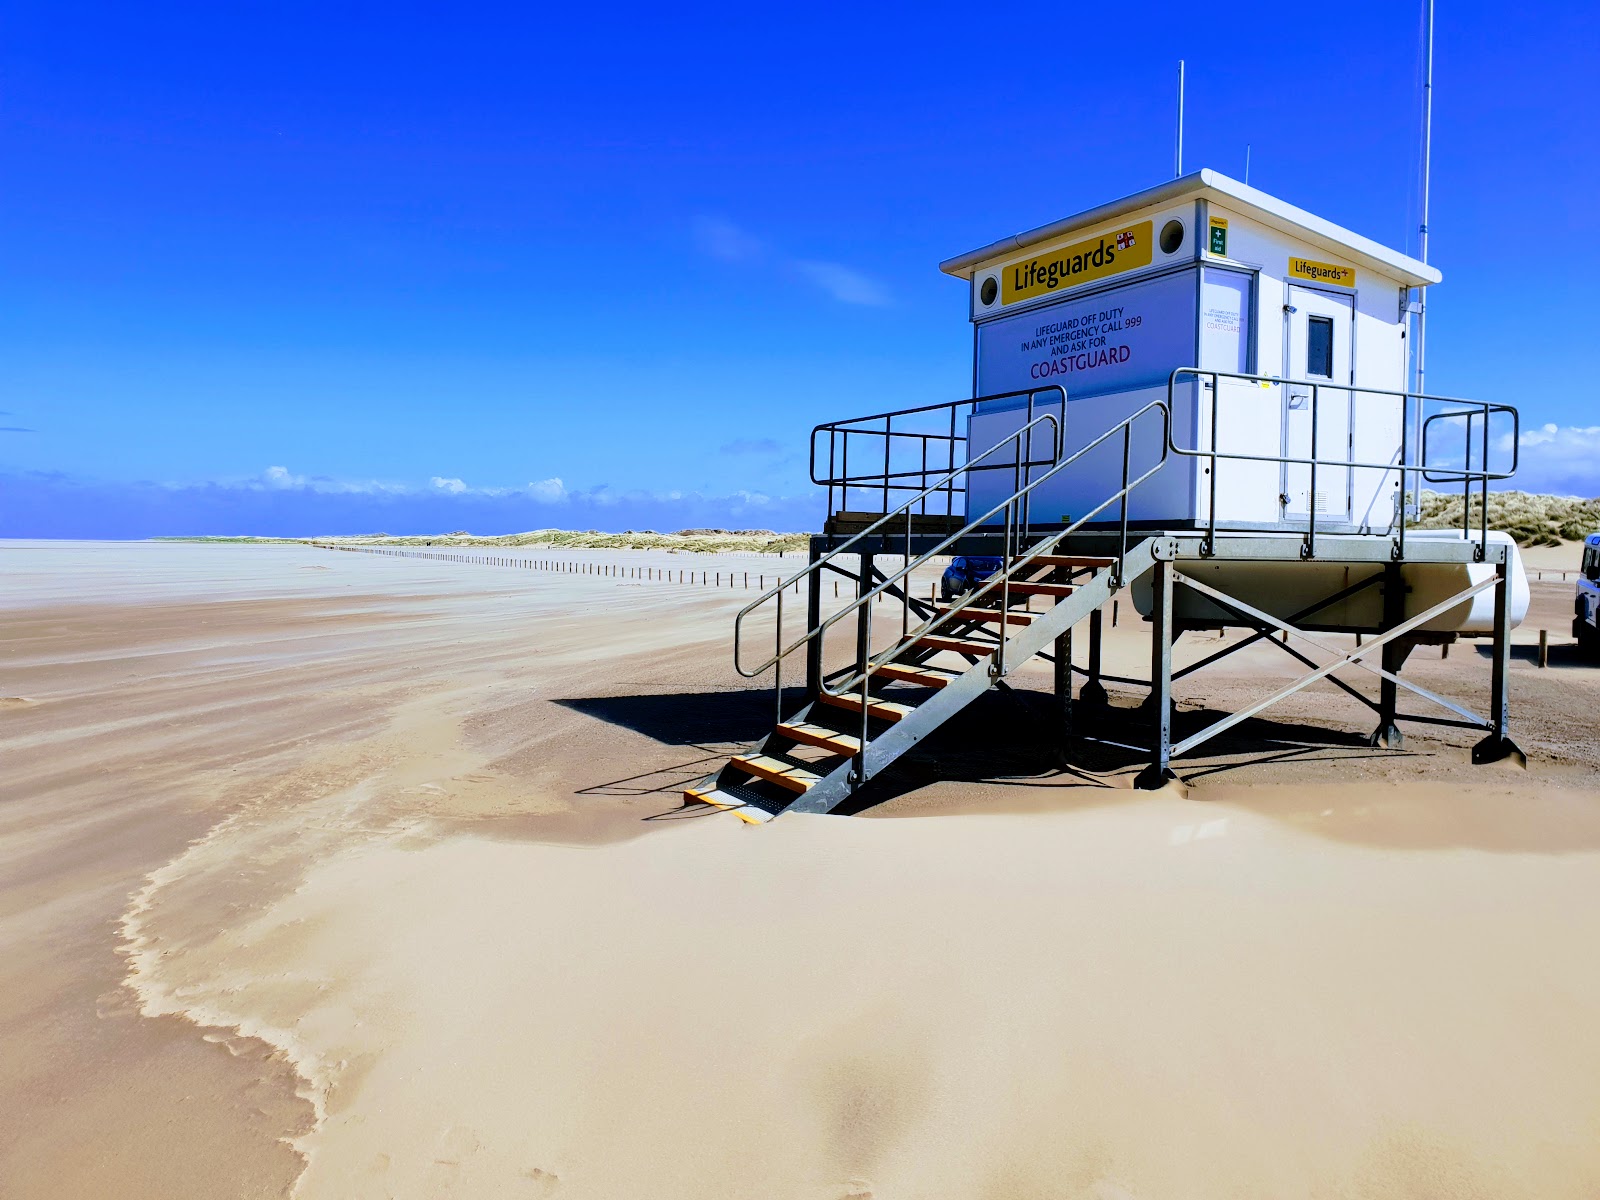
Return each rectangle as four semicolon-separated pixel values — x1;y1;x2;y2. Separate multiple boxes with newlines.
684;392;1172;822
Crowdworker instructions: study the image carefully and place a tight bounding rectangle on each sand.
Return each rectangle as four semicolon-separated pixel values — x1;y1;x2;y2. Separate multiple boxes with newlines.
4;539;1600;1198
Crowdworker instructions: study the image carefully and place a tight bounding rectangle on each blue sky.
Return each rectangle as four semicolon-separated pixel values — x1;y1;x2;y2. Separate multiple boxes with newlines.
2;0;1596;537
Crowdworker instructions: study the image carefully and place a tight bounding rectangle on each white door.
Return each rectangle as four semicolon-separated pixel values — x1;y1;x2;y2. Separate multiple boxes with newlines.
1282;286;1353;522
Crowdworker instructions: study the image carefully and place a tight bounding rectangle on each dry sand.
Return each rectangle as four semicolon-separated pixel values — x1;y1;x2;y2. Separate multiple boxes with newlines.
4;538;1600;1199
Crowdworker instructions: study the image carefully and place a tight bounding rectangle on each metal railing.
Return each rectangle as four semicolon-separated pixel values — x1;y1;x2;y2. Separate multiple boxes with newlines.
737;398;1171;785
738;408;1062;712
810;387;1066;524
1421;406;1515;548
1167;367;1519;560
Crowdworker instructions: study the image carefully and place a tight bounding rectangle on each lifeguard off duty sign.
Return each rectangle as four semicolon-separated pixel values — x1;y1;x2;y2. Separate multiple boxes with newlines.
977;269;1199;400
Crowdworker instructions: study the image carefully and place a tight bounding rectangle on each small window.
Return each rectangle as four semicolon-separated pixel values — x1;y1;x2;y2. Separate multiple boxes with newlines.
1306;315;1334;378
1586;546;1600;582
1160;220;1185;254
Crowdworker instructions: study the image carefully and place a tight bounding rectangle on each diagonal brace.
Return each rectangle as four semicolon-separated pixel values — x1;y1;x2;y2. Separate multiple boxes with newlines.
1169;573;1499;758
1173;571;1383;680
1172;572;1495;729
1184;585;1382;713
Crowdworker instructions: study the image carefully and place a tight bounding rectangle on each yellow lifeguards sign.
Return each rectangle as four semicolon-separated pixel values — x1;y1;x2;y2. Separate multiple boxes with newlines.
1288;256;1356;288
1002;222;1153;304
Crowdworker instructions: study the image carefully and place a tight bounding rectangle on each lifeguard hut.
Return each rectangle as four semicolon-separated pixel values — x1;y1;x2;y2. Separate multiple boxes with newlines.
687;170;1526;821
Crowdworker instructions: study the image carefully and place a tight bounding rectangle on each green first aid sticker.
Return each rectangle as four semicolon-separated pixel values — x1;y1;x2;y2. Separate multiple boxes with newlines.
1208;220;1228;256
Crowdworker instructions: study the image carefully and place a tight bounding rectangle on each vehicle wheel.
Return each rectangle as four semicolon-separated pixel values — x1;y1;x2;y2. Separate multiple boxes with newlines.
1581;623;1600;663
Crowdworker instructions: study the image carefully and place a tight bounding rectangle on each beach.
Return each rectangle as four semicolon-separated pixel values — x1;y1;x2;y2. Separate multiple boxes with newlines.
4;538;1600;1198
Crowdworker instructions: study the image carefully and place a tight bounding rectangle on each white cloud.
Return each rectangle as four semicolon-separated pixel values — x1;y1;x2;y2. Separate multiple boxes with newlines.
693;217;766;264
250;466;407;495
694;216;890;307
792;260;891;307
1515;422;1600;457
197;468;814;515
1496;424;1600;496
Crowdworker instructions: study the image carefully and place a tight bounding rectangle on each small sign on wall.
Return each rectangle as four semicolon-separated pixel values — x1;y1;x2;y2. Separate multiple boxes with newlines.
1208;217;1228;256
1288;256;1356;288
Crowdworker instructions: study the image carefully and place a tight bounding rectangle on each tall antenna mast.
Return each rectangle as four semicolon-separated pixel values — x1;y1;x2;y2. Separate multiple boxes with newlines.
1415;0;1434;398
1174;60;1186;177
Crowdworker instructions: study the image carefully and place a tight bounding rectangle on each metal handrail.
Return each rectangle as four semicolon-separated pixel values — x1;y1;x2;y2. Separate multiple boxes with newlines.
814;401;1168;778
737;398;1170;784
815;399;1171;697
735;409;1063;679
1166;367;1518;560
809;386;1066;523
1420;407;1516;549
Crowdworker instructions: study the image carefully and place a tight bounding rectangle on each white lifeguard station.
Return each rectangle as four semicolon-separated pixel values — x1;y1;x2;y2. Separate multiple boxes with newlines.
950;168;1434;536
686;171;1526;822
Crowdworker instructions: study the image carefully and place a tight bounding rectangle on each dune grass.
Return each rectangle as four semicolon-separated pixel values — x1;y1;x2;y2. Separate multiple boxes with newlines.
314;527;812;554
156;491;1600;552
1413;490;1600;547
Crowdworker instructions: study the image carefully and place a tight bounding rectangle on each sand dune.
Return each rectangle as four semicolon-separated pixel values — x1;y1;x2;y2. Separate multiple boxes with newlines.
5;540;1600;1198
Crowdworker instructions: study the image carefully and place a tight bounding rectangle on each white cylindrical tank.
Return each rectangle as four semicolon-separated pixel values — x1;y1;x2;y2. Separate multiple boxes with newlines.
1132;531;1528;633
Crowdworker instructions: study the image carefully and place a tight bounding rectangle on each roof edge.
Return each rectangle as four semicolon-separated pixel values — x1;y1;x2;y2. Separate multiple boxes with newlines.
936;172;1210;279
938;168;1442;287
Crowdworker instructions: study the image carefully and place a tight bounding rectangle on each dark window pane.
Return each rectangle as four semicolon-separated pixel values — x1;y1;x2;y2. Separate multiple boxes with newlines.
1307;316;1334;377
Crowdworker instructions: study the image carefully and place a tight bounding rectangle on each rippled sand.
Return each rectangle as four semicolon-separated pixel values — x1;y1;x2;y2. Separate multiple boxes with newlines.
5;540;1600;1198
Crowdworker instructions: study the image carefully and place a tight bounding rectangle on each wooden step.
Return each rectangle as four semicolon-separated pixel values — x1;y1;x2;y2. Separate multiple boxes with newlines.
999;580;1077;598
816;691;916;723
825;511;965;537
910;634;996;656
1012;554;1117;570
730;754;823;794
873;662;958;689
682;786;770;824
935;604;1036;627
776;721;860;756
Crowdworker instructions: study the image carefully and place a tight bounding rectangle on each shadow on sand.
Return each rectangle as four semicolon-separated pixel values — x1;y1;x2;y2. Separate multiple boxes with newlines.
1475;640;1592;669
555;686;1422;817
546;685;1600;853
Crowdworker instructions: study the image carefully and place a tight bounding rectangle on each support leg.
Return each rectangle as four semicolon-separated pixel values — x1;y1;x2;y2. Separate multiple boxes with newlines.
1080;608;1108;709
1369;561;1406;748
1052;560;1073;763
804;544;823;700
1135;558;1179;790
1054;627;1072;766
855;552;874;662
1473;556;1525;765
850;552;874;791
